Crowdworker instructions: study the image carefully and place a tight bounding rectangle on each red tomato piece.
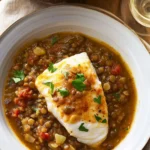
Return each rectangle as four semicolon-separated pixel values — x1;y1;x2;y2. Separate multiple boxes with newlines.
49;44;63;53
14;97;26;107
12;108;20;117
27;52;38;65
18;87;33;100
111;64;121;75
40;132;50;141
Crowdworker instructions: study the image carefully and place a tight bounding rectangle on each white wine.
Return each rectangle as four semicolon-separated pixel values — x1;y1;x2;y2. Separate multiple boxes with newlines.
130;0;150;27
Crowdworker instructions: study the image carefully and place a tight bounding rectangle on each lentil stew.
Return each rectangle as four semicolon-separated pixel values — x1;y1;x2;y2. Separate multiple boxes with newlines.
3;32;136;150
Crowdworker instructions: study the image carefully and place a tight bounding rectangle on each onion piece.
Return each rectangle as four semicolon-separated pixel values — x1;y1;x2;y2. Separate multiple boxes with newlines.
69;145;76;150
48;142;59;149
24;134;35;143
55;133;66;145
33;47;46;56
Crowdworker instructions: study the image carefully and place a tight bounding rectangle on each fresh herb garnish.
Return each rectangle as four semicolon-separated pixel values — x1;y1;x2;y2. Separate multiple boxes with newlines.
12;78;21;83
12;70;25;83
32;107;40;115
125;126;130;131
102;119;107;123
72;79;86;92
58;88;69;97
76;73;85;81
78;123;89;132
36;108;40;115
32;107;37;112
113;89;123;101
62;71;69;79
93;95;101;104
43;82;54;94
94;115;102;122
113;92;120;100
48;63;57;73
95;115;107;123
72;73;86;92
51;36;58;45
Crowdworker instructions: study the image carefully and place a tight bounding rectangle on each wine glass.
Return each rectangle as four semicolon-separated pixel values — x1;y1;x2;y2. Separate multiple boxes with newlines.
130;0;150;27
120;0;150;43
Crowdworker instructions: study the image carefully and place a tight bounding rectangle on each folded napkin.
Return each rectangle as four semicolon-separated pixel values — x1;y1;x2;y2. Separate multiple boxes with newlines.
0;0;48;34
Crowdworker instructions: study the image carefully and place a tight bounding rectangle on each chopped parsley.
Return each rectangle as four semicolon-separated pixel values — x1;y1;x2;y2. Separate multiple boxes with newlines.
51;36;58;45
93;95;101;104
12;78;21;83
95;115;106;123
76;73;85;81
78;123;89;132
48;63;57;73
36;108;40;115
113;89;123;101
32;107;37;112
113;92;120;100
32;107;40;115
102;119;107;123
58;88;69;97
125;126;130;131
43;82;54;94
72;73;86;91
62;71;69;79
94;115;102;122
12;70;25;83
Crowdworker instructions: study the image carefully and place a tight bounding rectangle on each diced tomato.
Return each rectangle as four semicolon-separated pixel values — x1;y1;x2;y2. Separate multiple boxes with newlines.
49;43;63;53
27;52;38;65
111;64;121;75
18;87;33;100
43;64;48;69
12;108;20;117
40;132;50;141
14;97;26;107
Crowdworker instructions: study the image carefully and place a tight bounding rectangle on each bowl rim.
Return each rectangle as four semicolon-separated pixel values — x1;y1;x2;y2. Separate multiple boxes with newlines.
0;4;150;150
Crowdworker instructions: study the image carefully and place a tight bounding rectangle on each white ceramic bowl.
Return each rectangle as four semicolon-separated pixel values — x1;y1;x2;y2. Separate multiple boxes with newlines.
0;5;150;150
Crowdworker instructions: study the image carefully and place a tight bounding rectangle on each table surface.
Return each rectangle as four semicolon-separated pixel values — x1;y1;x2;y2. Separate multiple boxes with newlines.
84;0;150;45
0;0;149;149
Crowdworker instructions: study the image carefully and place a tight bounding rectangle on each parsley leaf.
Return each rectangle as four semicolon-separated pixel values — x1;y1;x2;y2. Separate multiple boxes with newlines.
76;73;85;81
72;73;86;91
113;89;123;101
93;95;101;104
102;119;107;123
12;70;25;83
51;37;58;45
125;126;130;131
48;63;57;73
94;115;102;122
78;123;89;132
58;88;69;97
72;79;86;91
32;107;40;115
62;71;69;79
12;78;22;83
43;82;54;94
113;92;120;100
